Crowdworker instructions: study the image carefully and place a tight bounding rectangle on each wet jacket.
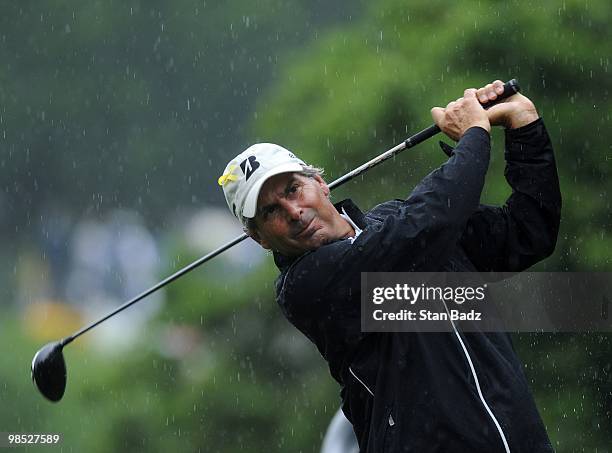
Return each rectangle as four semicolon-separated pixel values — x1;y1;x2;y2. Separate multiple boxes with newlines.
273;119;561;452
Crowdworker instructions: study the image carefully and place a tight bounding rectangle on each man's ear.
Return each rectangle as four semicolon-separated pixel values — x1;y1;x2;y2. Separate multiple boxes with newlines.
313;174;330;197
245;227;271;250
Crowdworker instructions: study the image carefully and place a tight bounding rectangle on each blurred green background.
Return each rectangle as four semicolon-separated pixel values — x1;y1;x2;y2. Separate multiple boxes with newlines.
1;0;611;451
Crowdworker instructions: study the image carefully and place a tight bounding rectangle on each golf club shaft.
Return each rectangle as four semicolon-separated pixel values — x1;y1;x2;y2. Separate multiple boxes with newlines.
61;78;520;346
62;233;248;346
329;79;520;190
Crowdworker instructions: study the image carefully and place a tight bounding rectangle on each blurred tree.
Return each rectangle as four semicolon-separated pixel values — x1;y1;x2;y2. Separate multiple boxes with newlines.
0;0;364;238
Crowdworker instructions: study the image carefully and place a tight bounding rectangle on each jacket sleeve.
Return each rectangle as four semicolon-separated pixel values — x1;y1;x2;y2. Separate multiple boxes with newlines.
346;125;492;272
459;118;562;272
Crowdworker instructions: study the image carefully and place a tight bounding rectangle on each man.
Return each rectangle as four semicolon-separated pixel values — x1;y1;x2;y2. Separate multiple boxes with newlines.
218;80;561;452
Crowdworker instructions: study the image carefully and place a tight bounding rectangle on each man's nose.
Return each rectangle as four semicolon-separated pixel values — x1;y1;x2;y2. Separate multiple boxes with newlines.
280;199;301;221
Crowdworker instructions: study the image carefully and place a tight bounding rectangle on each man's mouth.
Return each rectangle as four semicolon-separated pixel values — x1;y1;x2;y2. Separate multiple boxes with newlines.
294;217;316;239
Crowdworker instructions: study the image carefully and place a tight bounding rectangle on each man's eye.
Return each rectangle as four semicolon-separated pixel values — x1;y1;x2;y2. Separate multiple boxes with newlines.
263;206;276;219
288;184;299;194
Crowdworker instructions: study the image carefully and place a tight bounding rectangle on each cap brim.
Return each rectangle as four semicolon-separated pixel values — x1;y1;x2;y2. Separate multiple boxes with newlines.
242;162;304;218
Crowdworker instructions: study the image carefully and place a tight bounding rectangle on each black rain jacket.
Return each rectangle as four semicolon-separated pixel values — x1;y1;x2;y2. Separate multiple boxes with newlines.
273;119;561;452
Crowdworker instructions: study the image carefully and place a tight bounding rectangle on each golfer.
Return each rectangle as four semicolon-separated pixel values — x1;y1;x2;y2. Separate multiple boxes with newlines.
219;80;560;452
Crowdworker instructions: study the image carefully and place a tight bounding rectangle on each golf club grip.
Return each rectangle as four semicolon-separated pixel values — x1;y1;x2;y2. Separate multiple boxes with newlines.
405;79;521;150
482;78;520;110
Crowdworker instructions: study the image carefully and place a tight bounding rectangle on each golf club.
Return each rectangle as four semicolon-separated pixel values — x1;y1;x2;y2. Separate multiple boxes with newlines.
31;79;520;402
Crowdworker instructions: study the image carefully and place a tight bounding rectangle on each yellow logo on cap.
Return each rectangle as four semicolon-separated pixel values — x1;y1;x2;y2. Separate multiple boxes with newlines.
218;165;239;186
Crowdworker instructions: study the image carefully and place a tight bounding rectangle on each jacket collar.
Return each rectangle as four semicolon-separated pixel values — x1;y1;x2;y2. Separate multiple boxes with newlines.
272;199;366;271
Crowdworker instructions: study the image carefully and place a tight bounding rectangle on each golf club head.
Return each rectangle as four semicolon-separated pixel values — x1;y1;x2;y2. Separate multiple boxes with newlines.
31;341;67;402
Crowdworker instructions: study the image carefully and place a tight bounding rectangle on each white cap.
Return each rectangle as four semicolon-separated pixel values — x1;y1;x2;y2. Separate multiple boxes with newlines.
218;143;306;224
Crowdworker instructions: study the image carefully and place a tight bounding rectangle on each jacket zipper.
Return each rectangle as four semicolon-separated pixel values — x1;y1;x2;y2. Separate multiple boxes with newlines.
348;366;375;397
441;300;511;453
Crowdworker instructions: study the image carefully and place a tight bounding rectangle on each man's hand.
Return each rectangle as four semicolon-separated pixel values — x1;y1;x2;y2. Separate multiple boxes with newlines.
477;80;539;129
431;89;491;141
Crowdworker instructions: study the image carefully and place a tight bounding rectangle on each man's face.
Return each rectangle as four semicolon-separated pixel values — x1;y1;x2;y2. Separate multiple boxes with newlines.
249;172;349;256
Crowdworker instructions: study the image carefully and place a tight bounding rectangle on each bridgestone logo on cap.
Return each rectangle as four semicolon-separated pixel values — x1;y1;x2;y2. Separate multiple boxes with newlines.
240;156;260;181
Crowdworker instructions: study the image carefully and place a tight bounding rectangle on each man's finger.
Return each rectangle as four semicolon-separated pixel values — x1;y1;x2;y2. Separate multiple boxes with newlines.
493;80;504;94
477;89;488;103
431;107;445;125
483;83;496;101
464;88;477;99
